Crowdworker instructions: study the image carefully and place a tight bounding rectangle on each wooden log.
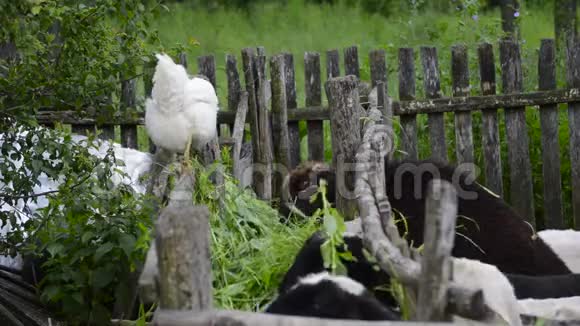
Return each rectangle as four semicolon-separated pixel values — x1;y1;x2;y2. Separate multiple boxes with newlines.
500;40;535;224
232;92;250;186
344;45;360;77
270;55;291;199
156;174;212;311
420;46;447;162
255;54;273;201
304;52;324;161
416;180;458;321
153;309;490;326
399;48;418;160
283;53;300;169
326;75;362;218
326;49;340;79
197;55;217;89
451;45;475;165
478;42;503;198
538;39;564;229
120;78;138;149
566;36;580;229
370;49;387;89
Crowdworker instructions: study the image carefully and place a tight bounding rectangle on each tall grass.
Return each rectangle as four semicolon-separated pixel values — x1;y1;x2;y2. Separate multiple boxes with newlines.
151;0;575;228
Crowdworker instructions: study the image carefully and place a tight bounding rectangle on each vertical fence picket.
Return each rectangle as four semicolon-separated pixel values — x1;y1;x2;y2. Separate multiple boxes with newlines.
538;39;564;229
326;75;362;218
255;54;273;201
566;37;580;229
304;52;324;161
451;45;474;165
143;58;157;153
398;48;418;160
420;46;447;162
120;78;138;149
369;49;387;89
326;49;340;79
500;40;535;224
344;46;360;77
283;53;300;169
478;43;503;197
197;55;217;89
226;54;242;136
178;52;188;68
270;55;291;199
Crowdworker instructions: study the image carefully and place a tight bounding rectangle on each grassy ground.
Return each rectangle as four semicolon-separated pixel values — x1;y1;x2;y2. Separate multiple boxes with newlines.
147;1;576;228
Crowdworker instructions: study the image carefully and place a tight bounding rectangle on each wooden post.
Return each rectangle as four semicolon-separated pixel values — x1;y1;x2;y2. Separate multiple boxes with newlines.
566;36;580;229
451;45;474;165
120;78;138;149
256;54;273;201
399;48;418;160
500;40;534;224
344;46;360;77
376;81;394;158
283;53;300;169
143;58;157;153
326;49;340;79
270;55;291;199
416;180;458;321
501;0;520;41
326;75;362;218
156;174;212;311
304;52;324;161
538;39;564;229
478;43;503;197
420;46;447;162
178;52;188;68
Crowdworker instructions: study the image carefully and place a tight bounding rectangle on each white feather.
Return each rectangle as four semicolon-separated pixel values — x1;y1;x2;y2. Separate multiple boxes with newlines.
538;229;580;273
145;53;219;153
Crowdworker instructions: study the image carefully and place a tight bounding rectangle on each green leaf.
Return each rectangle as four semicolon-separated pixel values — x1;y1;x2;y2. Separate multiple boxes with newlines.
93;242;114;262
92;267;115;288
118;233;136;258
323;214;337;235
46;243;65;257
31;6;41;15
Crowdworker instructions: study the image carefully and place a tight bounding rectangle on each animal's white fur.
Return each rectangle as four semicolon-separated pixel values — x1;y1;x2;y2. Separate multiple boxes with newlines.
145;53;218;153
518;297;580;321
538;229;580;273
452;258;522;326
292;271;366;296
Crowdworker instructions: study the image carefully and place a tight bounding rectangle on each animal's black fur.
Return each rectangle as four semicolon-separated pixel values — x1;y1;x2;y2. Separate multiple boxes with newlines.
284;159;571;276
266;272;399;321
505;273;580;299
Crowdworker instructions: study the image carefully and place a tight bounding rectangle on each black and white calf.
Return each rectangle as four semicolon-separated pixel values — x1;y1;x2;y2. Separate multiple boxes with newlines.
266;271;399;321
283;159;572;276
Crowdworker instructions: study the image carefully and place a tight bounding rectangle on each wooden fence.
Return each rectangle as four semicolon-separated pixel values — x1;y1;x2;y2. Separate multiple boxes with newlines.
36;39;580;230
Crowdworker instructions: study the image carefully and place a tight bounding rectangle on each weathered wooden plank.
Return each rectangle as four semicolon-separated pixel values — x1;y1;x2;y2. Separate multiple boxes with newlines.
326;75;362;218
283;53;300;169
539;39;564;229
501;0;520;41
399;48;418;160
232;92;250;185
304;52;324;161
566;36;580;229
156;175;212;311
478;43;503;197
416;180;458;321
225;54;241;135
197;55;217;89
451;45;475;165
326;49;340;79
344;45;360;77
370;49;387;89
500;40;535;224
120;78;138;149
376;81;394;158
254;54;273;201
143;58;157;153
270;55;291;199
420;46;447;162
154;310;489;326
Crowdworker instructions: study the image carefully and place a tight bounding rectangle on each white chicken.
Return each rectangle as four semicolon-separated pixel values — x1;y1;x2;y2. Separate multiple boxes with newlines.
145;53;219;168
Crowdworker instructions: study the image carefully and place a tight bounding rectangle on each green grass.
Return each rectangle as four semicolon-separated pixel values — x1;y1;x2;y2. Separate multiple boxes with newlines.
146;1;576;228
